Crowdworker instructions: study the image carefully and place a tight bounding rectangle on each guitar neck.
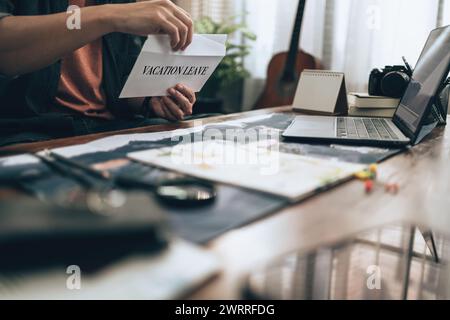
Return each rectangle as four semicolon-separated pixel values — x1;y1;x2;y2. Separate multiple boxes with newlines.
283;0;307;78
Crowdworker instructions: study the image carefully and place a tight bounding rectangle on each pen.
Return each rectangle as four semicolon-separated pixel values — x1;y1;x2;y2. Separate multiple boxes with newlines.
46;150;110;180
34;152;102;189
43;150;157;191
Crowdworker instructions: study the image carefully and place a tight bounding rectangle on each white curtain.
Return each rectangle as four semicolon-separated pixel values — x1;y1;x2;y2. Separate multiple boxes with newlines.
328;0;444;92
241;0;326;109
178;0;450;110
242;0;450;109
177;0;235;21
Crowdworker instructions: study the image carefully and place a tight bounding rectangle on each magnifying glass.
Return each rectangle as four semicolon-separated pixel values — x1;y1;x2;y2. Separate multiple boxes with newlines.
155;178;217;207
115;174;217;207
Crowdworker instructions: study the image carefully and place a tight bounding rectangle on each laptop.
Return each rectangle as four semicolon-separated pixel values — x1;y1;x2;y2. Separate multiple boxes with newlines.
283;26;450;147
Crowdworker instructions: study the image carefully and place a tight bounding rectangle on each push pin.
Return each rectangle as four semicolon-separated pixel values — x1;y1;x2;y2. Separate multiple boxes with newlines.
365;180;374;194
385;183;399;194
369;164;378;178
355;170;373;181
355;164;377;181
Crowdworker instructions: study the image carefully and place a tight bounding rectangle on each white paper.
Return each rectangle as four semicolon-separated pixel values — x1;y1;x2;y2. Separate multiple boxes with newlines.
0;114;273;167
120;34;227;98
0;154;39;167
44;144;99;158
128;140;366;202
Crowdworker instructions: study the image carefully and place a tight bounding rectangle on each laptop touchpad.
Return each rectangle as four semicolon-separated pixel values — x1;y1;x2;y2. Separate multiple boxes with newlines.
286;116;336;138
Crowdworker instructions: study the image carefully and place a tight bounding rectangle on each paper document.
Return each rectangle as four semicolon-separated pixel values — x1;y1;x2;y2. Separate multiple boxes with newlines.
120;34;227;98
128;140;366;202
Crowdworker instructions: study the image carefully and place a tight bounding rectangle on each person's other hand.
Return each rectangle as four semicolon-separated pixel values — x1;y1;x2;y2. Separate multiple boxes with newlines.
150;84;196;121
111;0;193;50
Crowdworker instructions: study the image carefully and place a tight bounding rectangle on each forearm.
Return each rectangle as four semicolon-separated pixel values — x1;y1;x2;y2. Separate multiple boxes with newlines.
0;0;193;76
0;4;116;76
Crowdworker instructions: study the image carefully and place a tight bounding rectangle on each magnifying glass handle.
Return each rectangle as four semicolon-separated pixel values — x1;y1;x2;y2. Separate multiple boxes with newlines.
114;174;157;191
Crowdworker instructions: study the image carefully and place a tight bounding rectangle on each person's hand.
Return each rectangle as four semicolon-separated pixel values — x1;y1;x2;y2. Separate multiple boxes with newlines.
110;0;193;50
150;84;196;121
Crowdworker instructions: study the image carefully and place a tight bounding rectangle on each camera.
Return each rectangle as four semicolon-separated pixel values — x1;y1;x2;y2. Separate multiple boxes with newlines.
369;65;412;98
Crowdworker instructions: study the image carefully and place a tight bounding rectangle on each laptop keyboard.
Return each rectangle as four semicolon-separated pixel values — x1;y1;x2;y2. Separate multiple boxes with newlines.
337;118;399;140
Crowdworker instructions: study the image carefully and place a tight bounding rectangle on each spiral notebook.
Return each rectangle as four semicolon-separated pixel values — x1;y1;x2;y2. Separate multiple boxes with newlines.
293;70;348;115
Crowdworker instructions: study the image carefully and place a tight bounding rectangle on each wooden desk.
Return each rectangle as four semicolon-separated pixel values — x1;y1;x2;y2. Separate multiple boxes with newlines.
1;107;450;299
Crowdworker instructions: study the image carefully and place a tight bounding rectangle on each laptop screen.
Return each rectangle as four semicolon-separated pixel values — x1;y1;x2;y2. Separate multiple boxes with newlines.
394;26;450;136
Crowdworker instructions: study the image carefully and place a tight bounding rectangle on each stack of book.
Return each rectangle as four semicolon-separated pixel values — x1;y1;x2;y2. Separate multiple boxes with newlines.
348;93;400;118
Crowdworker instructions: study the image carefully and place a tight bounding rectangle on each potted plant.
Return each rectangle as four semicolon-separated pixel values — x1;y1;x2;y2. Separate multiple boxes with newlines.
194;16;256;114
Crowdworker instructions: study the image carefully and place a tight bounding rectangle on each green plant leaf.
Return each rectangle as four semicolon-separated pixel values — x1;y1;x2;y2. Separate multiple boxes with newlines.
194;15;257;97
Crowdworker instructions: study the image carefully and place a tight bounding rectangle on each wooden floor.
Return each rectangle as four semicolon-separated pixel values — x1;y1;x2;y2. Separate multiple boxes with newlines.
2;107;450;299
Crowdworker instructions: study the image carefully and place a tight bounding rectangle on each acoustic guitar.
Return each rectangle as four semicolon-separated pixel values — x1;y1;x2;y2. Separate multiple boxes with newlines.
253;0;320;109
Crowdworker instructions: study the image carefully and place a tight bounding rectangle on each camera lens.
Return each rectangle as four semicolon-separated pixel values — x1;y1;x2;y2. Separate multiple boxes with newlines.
381;71;411;98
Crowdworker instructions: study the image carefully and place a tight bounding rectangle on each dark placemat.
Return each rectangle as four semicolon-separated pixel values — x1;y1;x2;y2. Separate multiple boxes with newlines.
19;163;287;244
4;113;403;244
